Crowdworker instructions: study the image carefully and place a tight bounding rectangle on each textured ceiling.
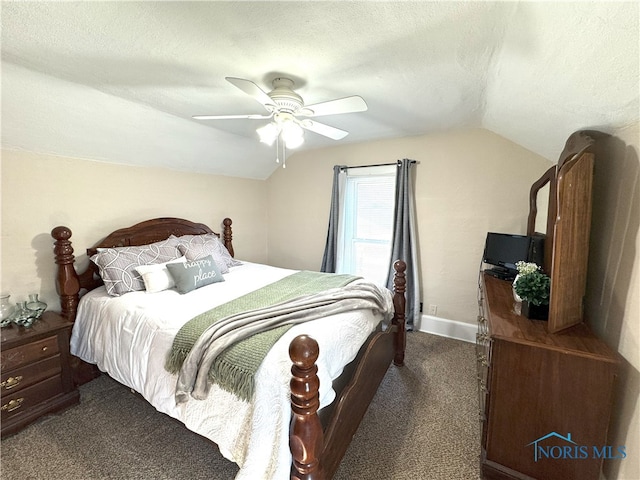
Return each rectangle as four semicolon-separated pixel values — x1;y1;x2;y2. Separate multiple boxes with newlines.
2;1;638;179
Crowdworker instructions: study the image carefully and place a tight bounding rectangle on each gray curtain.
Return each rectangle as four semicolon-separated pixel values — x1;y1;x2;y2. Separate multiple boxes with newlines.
386;159;420;330
320;165;346;272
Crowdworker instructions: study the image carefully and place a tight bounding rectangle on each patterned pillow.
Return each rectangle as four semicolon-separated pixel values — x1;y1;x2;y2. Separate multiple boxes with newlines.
166;255;225;294
173;234;241;272
218;241;243;268
91;237;182;296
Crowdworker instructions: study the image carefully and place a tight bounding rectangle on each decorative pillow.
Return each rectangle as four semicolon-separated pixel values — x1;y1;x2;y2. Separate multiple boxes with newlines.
91;237;182;296
218;242;243;268
166;255;225;294
135;257;186;293
173;234;242;273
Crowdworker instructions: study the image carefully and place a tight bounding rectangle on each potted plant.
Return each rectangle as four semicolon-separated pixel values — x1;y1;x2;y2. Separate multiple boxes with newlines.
513;261;551;320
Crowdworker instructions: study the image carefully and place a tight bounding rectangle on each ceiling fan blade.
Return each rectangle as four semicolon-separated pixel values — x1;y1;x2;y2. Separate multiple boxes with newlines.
225;77;276;110
300;120;349;140
298;96;368;117
192;113;273;120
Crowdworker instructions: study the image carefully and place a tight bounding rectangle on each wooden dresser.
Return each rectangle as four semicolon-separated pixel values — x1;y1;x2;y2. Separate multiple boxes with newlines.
477;273;619;480
1;311;79;437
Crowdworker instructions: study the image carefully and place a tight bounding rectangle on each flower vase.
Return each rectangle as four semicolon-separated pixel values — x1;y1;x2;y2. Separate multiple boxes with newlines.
26;294;47;319
512;274;522;303
521;301;549;321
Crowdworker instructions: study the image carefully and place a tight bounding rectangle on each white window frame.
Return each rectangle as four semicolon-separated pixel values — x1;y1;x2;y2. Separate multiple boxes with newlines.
336;165;396;285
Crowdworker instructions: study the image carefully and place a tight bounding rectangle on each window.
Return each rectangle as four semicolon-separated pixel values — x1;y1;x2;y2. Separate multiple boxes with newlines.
336;166;396;286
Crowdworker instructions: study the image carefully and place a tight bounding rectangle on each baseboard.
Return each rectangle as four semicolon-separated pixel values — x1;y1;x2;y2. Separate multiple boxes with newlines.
417;314;476;344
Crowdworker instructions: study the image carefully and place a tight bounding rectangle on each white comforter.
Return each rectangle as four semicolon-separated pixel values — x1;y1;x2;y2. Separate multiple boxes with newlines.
70;262;389;479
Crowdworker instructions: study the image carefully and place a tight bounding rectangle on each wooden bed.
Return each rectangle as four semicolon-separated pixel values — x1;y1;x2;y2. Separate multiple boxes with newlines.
51;217;406;479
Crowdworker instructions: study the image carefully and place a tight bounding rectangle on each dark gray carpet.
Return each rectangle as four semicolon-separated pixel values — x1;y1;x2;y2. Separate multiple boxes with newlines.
0;332;480;479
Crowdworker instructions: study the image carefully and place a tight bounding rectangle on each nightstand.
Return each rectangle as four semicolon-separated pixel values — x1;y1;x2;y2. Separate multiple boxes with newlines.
1;311;79;437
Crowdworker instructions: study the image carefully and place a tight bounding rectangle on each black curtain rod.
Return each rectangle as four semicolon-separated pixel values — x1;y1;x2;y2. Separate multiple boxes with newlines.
339;159;417;171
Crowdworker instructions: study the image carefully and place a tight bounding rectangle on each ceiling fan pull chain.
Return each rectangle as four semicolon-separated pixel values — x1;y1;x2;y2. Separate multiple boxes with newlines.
275;134;280;164
283;144;287;169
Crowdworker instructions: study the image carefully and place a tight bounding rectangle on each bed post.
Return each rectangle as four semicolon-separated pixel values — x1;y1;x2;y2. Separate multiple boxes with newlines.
392;259;406;366
222;218;234;258
51;226;81;321
290;335;324;480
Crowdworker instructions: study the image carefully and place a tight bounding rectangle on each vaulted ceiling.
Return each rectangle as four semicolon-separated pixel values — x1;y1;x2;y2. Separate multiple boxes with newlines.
2;1;638;179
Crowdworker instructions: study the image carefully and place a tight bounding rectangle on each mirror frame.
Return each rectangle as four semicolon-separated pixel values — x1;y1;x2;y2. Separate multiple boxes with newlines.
527;165;557;273
526;130;597;333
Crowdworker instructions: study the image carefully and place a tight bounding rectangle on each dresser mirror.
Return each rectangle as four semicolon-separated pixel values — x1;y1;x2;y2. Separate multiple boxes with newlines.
527;130;597;333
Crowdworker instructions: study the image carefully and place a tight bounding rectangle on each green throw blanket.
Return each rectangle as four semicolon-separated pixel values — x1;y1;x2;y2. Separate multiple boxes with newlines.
165;271;359;401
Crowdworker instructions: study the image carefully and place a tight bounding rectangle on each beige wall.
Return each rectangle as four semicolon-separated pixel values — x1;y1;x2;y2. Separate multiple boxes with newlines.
0;150;268;312
3;129;552;325
585;123;639;480
266;128;552;324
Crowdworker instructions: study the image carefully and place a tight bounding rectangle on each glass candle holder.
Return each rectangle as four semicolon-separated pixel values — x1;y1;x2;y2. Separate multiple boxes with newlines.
26;294;47;319
0;294;14;327
13;301;35;327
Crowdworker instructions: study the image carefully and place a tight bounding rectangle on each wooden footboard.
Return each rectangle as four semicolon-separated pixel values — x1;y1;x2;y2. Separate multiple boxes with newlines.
289;260;406;479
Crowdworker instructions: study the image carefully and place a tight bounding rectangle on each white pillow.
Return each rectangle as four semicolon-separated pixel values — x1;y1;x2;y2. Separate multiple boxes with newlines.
135;257;186;293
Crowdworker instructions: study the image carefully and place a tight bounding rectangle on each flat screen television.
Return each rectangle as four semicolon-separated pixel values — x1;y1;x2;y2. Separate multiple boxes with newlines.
483;232;533;279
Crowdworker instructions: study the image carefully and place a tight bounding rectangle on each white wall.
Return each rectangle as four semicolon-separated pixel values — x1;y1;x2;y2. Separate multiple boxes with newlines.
585;122;640;480
0;149;268;311
266;128;552;325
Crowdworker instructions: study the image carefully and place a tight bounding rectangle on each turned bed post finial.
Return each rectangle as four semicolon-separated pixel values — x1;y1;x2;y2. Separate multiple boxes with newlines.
51;226;80;320
392;259;407;366
289;335;324;480
222;217;234;258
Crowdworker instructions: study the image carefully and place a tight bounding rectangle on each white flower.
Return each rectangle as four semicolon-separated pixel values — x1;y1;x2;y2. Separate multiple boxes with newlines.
515;261;540;276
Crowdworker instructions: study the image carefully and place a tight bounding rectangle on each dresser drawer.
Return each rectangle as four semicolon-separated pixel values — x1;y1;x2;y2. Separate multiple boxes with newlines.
1;375;64;423
0;335;59;372
1;355;62;395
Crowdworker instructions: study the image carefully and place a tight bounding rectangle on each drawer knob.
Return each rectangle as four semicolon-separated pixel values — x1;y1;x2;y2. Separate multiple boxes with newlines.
1;376;23;390
41;346;48;352
1;398;24;412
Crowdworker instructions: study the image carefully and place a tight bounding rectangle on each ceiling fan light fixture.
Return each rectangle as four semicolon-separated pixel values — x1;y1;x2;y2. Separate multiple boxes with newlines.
284;134;304;150
281;121;304;149
199;75;368;167
257;122;280;146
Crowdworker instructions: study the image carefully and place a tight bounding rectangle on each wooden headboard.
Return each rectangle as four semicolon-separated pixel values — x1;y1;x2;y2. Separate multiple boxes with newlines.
51;217;234;321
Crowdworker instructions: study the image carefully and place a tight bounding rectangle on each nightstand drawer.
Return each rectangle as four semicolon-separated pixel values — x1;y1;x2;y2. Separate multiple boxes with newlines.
1;355;62;395
0;335;59;372
1;375;64;423
0;312;79;438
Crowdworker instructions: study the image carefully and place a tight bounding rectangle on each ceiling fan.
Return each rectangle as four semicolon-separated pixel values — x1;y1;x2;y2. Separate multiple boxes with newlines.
193;77;368;142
